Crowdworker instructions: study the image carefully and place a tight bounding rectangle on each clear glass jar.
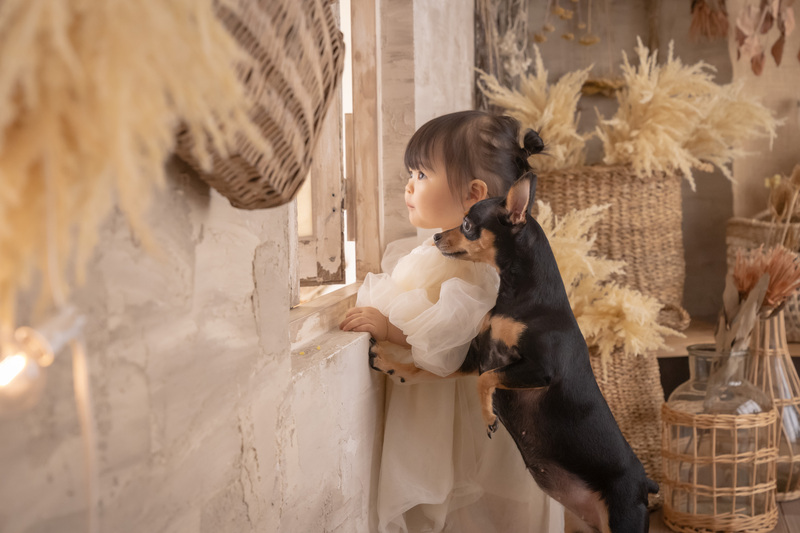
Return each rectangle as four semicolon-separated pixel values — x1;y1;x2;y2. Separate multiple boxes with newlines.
662;344;778;532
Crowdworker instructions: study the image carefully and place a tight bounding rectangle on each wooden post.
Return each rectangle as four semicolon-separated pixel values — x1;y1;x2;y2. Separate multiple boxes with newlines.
351;0;383;279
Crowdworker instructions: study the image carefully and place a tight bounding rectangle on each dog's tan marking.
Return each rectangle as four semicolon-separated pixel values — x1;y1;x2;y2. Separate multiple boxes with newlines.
478;370;502;430
488;315;526;348
369;342;472;383
436;227;498;270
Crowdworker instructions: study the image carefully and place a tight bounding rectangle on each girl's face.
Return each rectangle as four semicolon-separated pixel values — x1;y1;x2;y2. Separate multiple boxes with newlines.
405;166;468;230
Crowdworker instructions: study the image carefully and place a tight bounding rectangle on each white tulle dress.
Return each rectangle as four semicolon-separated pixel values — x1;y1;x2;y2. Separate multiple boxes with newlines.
357;236;557;533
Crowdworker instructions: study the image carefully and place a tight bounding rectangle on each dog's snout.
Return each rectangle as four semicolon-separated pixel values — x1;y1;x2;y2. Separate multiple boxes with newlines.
433;232;442;243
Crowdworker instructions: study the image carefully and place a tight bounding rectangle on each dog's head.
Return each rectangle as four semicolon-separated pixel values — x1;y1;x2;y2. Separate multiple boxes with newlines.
434;173;537;270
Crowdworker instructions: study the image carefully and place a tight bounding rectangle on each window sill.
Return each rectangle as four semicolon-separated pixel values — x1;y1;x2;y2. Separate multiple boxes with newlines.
289;282;361;351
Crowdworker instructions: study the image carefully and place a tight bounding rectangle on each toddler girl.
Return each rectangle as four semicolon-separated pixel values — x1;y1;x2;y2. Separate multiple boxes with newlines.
340;110;554;533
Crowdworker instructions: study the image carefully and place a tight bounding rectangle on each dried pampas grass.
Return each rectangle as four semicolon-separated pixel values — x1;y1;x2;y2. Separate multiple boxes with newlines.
0;0;261;326
597;37;778;190
536;201;679;370
477;45;591;171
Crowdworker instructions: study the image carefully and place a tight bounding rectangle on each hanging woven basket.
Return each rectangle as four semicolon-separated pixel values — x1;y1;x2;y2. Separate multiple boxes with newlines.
175;0;345;209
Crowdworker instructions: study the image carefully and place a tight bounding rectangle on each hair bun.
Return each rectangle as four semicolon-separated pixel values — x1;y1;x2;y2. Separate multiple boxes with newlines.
522;130;544;157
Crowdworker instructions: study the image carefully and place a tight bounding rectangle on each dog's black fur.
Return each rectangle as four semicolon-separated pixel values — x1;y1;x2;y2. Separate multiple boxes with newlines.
434;174;658;532
367;172;658;532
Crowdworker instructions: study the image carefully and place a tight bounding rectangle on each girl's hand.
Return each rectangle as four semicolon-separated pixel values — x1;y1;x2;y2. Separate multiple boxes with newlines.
340;307;390;341
340;307;410;347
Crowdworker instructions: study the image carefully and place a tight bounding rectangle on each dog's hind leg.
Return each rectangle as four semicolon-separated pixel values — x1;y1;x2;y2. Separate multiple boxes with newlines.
477;368;550;437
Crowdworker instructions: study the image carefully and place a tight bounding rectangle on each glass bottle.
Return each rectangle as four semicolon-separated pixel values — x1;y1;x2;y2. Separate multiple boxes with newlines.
748;309;800;501
662;344;778;532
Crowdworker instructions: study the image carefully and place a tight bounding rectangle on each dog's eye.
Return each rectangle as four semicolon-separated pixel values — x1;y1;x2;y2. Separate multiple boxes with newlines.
462;219;473;233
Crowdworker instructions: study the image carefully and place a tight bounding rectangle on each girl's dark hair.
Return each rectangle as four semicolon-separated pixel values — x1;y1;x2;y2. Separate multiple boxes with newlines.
404;110;545;200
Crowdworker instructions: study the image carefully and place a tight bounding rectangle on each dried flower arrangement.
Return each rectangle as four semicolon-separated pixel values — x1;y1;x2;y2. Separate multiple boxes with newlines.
597;38;778;189
735;0;797;75
480;38;779;186
535;200;679;371
0;0;263;327
765;164;800;225
690;0;729;42
533;0;602;46
716;244;800;351
477;46;591;171
735;246;800;317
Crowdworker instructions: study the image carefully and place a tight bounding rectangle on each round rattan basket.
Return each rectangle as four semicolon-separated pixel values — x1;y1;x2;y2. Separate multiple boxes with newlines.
537;165;689;331
175;0;345;209
589;348;665;509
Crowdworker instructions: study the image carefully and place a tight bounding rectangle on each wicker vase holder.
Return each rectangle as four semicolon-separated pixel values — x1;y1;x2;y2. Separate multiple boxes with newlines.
748;310;800;501
661;405;778;533
589;348;665;509
726;216;800;341
537;165;689;331
175;0;345;209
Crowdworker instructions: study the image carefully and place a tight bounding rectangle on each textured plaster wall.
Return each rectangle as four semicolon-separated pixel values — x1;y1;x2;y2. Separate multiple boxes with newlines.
527;0;737;321
0;158;382;533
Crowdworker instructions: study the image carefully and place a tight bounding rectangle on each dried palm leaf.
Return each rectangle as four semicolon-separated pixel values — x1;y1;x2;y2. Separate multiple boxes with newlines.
734;245;800;316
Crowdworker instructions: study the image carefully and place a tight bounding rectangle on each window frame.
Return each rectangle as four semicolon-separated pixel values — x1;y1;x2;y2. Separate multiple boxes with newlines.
289;0;382;346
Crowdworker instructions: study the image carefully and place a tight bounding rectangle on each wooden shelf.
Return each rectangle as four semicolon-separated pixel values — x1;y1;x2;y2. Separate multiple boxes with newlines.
656;320;800;358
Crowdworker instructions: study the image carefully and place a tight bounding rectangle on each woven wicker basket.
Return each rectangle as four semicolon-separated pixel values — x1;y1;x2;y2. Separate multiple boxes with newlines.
725;216;800;341
589;348;665;509
537;165;689;331
175;0;345;209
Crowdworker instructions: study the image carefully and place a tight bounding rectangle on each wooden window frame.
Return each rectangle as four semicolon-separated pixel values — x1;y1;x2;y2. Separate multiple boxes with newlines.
289;0;382;347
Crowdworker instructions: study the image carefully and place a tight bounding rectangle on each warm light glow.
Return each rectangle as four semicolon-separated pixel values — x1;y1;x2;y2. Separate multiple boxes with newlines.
0;354;27;387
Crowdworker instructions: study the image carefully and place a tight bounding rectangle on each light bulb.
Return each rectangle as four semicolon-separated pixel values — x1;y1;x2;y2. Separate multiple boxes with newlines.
0;349;45;414
0;354;27;386
0;306;82;416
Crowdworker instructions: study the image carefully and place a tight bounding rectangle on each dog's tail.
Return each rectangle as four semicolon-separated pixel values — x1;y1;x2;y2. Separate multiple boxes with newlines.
646;477;659;494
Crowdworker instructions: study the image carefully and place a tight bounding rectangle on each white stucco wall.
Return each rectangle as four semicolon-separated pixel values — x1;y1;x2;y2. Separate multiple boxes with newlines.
0;158;383;533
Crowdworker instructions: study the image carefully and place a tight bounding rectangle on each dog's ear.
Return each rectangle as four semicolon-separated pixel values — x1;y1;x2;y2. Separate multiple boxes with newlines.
506;174;534;225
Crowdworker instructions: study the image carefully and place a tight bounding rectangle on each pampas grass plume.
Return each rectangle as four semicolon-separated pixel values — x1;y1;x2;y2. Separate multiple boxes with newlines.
0;0;263;326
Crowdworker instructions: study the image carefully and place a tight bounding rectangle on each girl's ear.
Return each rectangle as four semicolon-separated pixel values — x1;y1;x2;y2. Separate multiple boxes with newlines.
466;179;488;203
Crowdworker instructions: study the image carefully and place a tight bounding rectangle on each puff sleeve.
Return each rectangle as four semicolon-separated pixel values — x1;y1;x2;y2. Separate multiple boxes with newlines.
357;240;499;377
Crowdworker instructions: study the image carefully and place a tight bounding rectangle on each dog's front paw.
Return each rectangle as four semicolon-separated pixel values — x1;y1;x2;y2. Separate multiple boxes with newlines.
486;416;498;438
367;340;406;382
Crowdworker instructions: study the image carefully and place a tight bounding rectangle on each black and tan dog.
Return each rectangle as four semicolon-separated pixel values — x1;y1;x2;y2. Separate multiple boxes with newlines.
368;174;658;532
